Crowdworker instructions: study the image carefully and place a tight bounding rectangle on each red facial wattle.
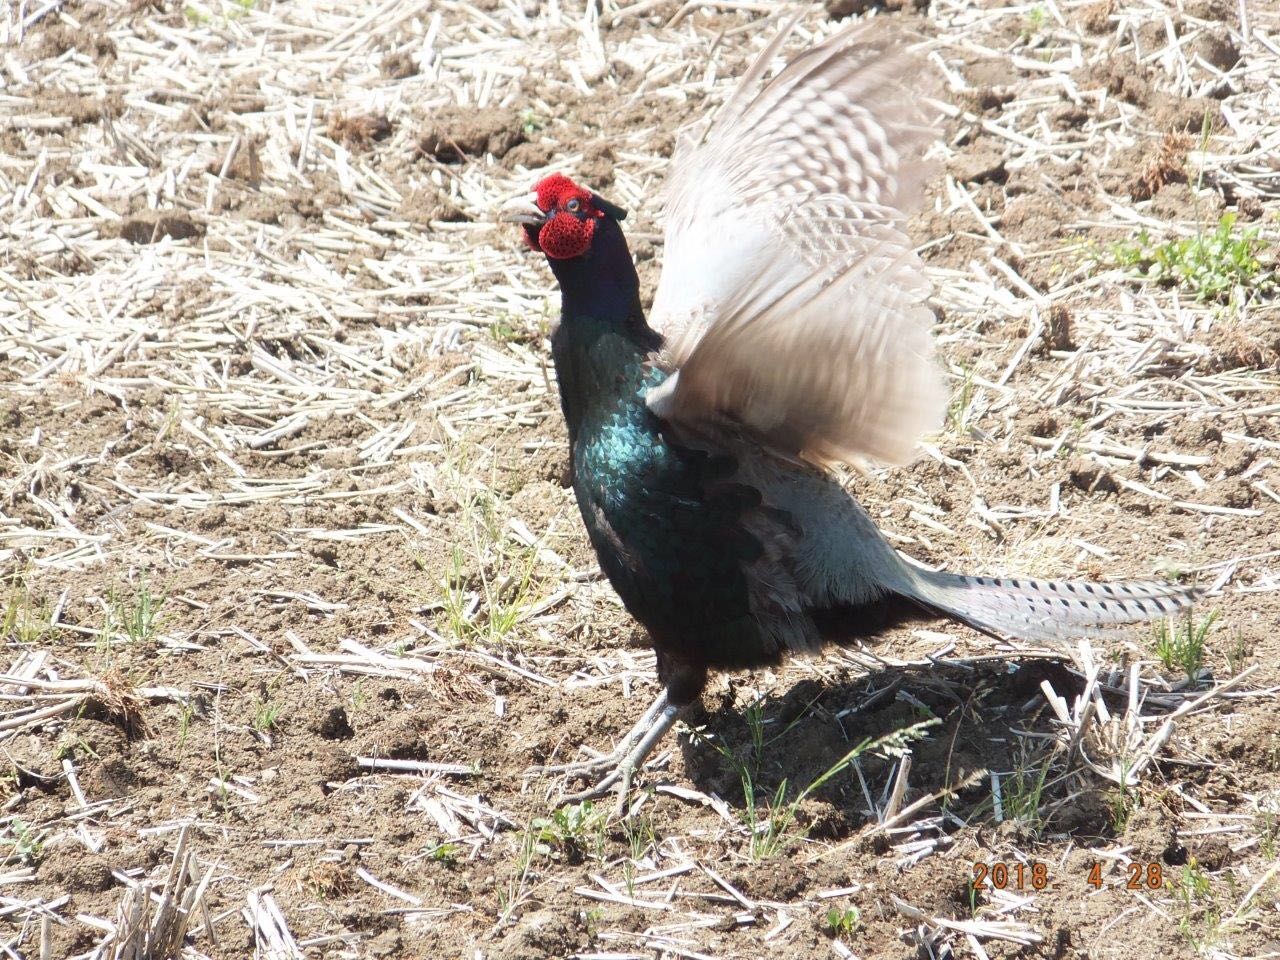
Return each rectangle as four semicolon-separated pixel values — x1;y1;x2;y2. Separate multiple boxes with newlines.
528;173;605;260
538;213;596;259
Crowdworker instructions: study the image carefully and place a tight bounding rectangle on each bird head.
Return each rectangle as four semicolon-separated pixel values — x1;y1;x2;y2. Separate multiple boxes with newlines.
499;173;628;261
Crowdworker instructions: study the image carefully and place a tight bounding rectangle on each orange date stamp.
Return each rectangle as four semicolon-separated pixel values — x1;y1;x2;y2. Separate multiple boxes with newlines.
970;861;1167;892
1087;861;1165;890
971;861;1049;891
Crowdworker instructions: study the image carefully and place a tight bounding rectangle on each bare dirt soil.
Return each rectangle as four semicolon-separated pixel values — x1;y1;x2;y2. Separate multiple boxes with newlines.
2;1;1278;958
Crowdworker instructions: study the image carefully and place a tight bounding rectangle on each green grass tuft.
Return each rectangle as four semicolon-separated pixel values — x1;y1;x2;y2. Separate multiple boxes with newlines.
104;575;165;646
252;701;283;733
1152;610;1217;683
946;362;977;433
2;573;51;646
1002;749;1054;831
437;491;547;651
699;705;938;861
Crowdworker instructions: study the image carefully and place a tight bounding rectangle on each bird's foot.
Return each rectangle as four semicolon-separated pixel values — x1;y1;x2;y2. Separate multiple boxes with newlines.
558;709;679;814
526;690;681;815
526;688;668;778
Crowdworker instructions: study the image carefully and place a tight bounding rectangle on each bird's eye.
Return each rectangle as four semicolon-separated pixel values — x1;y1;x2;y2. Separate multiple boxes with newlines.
566;198;581;212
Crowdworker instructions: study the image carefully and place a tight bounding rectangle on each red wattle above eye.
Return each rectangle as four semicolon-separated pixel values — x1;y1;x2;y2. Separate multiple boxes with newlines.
538;212;595;259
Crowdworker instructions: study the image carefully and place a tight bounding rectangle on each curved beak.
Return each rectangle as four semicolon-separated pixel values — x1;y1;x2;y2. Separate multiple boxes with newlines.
498;192;547;225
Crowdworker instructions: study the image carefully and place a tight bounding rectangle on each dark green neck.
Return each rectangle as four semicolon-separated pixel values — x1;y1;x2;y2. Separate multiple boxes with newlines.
547;217;663;442
546;217;644;325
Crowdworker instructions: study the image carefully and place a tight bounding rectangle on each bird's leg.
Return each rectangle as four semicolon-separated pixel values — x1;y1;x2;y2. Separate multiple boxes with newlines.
528;688;670;777
559;700;682;809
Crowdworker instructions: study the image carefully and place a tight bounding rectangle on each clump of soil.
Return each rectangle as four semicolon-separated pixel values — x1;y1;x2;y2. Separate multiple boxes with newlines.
328;112;394;149
1078;0;1115;33
400;187;470;224
382;50;418;79
44;92;124;125
114;211;203;244
950;143;1007;185
419;107;525;163
824;0;927;18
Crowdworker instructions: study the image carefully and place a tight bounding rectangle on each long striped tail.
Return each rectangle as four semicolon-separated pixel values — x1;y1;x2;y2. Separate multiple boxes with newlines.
901;566;1199;644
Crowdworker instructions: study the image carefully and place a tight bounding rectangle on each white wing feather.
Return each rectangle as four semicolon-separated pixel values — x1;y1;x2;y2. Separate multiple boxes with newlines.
647;20;945;467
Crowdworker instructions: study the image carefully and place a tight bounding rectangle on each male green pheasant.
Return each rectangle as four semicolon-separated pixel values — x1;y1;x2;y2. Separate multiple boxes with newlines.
501;20;1194;803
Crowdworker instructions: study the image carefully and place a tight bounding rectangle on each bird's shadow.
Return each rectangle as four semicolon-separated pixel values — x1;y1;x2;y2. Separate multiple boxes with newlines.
665;656;1113;839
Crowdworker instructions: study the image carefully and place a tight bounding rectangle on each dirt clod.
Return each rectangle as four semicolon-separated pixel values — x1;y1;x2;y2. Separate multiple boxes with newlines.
116;211;203;244
328;113;394;148
316;705;354;741
419;107;525;163
1067;457;1118;493
950;143;1007;185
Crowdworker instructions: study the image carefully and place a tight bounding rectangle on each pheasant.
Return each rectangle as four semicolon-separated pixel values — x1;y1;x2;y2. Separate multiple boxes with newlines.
500;20;1195;804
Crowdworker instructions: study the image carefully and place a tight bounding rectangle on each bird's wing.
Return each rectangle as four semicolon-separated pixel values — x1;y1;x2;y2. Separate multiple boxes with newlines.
647;20;944;468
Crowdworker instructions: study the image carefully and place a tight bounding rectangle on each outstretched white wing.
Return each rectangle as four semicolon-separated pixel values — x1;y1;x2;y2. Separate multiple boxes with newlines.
647;20;945;467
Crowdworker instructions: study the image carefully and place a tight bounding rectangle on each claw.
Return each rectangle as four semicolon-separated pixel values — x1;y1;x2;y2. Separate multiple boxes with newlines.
527;749;619;778
562;762;636;817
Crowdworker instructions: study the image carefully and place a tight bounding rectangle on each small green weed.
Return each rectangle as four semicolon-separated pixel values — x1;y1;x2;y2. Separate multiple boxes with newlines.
530;801;608;861
350;679;369;711
620;811;658;897
1256;808;1278;860
621;809;656;862
947;362;977;433
967;875;981;916
1108;788;1136;834
439;492;545;650
500;824;538;924
501;802;602;924
520;109;545;137
1002;750;1054;831
252;701;283;733
1107;758;1137;834
1153;610;1217;682
489;312;530;344
1110;213;1272;303
1174;860;1222;949
1224;632;1252;676
824;906;860;938
2;818;44;865
104;575;165;647
426;841;459;865
176;703;196;747
55;734;101;763
1021;5;1047;38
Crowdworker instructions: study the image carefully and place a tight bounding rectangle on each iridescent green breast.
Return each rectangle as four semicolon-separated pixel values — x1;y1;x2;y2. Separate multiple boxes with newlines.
553;314;769;666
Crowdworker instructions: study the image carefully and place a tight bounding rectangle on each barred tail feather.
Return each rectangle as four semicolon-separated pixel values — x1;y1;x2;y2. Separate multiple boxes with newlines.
903;568;1198;644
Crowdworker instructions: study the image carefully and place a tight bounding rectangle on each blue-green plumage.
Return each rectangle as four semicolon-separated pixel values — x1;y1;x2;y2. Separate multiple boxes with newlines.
553;306;782;701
